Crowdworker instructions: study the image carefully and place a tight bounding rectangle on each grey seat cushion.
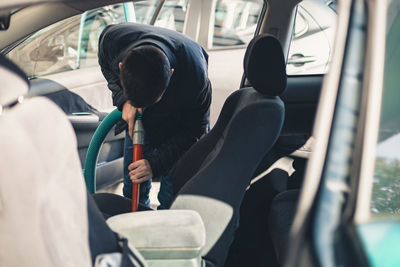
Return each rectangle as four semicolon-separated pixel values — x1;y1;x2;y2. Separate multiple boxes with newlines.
107;210;205;260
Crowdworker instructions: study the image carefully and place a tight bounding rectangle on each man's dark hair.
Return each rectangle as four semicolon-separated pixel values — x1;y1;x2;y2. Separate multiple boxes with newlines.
120;45;171;107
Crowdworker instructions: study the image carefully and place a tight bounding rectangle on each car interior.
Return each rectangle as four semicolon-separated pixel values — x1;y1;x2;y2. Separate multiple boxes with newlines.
0;0;334;266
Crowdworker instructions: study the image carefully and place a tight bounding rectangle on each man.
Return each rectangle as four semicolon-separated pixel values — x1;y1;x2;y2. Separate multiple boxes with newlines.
98;23;211;209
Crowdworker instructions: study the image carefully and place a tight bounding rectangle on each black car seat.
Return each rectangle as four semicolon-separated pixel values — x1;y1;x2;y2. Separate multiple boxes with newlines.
0;54;146;267
268;158;307;264
169;34;287;267
269;189;300;264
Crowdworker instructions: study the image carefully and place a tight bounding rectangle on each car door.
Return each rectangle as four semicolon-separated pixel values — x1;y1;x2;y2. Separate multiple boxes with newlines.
352;0;400;265
5;3;133;191
281;0;337;149
286;0;400;266
287;0;337;75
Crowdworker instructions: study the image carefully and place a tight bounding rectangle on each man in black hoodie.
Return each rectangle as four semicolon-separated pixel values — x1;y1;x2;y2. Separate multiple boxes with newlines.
98;23;211;209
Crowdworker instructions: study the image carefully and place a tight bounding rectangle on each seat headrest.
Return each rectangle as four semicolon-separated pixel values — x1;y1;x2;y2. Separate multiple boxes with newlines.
0;55;29;106
244;35;287;96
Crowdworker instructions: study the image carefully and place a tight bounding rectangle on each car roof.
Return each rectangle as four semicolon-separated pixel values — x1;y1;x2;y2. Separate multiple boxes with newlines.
0;0;135;10
0;0;139;50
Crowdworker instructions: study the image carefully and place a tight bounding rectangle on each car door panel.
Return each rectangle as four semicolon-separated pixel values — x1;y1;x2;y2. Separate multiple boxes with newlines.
281;75;322;135
33;67;113;112
29;74;124;190
276;75;322;153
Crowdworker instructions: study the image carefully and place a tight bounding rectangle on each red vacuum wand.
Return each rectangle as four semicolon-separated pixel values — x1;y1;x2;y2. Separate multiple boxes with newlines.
131;115;144;212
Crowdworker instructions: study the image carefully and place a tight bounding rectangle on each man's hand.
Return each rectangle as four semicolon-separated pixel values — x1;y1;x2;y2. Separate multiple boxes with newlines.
122;101;142;139
128;159;153;184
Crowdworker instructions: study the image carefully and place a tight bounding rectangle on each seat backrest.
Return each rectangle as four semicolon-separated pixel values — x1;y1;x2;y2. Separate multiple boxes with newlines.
0;55;92;267
171;35;287;267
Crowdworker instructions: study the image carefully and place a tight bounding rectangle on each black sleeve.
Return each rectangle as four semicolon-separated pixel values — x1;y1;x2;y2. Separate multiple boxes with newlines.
98;26;126;111
145;81;211;178
99;64;126;111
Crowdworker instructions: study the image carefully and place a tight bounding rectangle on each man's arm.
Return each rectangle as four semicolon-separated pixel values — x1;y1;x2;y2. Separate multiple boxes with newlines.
98;58;126;111
98;28;141;138
98;25;127;111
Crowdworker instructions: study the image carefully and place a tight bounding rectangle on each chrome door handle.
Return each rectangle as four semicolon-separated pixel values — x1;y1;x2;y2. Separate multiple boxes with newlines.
288;54;317;66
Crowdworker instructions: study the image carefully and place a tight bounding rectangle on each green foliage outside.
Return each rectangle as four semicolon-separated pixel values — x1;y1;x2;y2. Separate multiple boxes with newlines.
371;157;400;216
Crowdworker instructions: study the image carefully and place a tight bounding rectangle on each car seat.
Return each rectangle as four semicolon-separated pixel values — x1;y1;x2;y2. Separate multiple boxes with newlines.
0;54;93;266
0;54;148;267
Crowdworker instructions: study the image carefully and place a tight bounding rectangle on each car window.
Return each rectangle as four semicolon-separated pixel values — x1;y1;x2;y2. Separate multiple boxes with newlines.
132;0;188;33
287;0;337;75
211;0;263;48
79;5;127;68
370;0;400;218
6;4;127;78
7;16;80;78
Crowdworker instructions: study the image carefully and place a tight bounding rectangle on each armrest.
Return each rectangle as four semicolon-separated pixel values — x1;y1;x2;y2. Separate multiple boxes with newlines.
106;210;205;260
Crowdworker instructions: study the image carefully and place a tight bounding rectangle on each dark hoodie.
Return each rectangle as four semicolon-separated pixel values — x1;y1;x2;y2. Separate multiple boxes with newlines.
98;23;211;178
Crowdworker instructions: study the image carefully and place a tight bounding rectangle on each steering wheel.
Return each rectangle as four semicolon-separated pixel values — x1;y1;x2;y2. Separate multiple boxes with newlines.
83;109;122;194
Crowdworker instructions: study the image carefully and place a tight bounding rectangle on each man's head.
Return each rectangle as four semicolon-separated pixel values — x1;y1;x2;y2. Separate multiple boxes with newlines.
120;45;173;108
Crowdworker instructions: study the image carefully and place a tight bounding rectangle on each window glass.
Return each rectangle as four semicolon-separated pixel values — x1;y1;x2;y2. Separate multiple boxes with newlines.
132;0;158;25
370;0;400;217
155;0;188;32
132;0;188;32
79;5;126;68
287;0;337;75
212;0;263;47
6;4;126;78
7;16;80;78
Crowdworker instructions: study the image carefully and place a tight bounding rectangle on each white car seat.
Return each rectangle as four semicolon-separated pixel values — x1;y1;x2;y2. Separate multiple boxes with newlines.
0;56;92;266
